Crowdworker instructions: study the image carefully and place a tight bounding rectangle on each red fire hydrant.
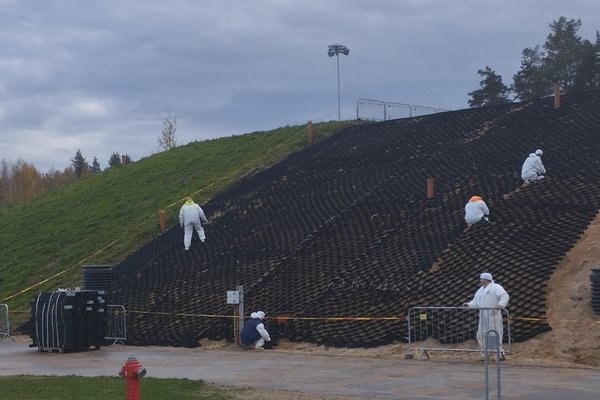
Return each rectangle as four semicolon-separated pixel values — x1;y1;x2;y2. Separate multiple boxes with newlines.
119;356;147;400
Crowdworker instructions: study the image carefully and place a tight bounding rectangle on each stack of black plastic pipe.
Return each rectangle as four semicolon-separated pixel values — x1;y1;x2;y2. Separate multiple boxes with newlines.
31;290;106;352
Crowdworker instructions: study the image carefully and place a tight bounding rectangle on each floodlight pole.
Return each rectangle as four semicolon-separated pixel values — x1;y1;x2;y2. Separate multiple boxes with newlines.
328;44;349;121
335;52;341;120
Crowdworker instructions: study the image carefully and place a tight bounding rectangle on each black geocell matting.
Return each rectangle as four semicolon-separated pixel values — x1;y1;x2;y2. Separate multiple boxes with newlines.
110;90;600;347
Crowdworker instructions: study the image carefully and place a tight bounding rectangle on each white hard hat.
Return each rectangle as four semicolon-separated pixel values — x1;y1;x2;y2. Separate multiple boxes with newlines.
480;272;493;281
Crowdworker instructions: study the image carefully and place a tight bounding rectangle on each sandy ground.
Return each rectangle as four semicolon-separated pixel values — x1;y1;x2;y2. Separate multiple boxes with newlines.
2;215;600;398
516;209;600;367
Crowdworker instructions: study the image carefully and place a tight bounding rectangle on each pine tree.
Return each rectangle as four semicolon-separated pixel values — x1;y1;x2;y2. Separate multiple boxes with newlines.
467;66;511;108
71;149;88;178
91;157;101;173
108;152;122;168
512;17;589;101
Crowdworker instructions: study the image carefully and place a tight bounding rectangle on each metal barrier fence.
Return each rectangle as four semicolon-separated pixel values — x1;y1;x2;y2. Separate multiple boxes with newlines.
407;306;511;359
0;303;14;341
357;98;450;121
105;304;127;345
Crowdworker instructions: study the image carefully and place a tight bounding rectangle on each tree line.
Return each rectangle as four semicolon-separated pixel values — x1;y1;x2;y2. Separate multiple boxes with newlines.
70;149;133;178
1;115;177;206
7;19;595;205
0;150;133;206
468;17;600;107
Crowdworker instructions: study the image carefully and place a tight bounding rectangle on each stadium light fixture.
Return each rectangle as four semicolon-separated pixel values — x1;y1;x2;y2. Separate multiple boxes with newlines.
328;43;350;121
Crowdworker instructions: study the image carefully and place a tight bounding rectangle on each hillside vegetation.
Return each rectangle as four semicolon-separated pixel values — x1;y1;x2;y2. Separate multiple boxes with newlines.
0;121;356;316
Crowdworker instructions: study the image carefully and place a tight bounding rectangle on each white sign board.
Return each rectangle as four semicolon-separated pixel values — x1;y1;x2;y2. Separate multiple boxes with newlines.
226;290;240;304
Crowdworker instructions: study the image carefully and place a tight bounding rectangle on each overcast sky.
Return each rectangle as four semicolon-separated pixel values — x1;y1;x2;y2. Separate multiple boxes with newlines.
1;0;599;172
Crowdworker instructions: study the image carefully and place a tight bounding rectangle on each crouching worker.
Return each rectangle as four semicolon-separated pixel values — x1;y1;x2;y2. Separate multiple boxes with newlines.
240;311;272;349
521;149;546;184
464;195;490;225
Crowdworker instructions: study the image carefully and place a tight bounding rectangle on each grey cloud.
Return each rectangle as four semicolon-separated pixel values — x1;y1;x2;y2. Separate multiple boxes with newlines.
1;0;600;171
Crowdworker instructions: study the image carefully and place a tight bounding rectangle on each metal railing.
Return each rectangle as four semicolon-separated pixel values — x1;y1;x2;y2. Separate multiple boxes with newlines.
406;306;511;359
0;303;14;341
357;98;450;121
105;304;127;345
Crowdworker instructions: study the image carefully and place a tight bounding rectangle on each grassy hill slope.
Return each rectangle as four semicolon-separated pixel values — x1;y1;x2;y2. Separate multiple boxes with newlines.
0;121;355;316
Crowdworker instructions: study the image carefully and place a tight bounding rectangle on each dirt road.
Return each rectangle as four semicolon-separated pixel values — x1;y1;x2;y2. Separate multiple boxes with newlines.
1;336;599;399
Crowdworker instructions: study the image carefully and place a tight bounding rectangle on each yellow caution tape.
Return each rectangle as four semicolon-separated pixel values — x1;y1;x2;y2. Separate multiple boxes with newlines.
1;124;313;304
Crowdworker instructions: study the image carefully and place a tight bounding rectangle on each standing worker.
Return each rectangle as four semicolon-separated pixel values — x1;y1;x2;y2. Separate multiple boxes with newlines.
240;311;272;349
464;195;490;225
179;196;208;251
521;149;546;184
463;272;509;360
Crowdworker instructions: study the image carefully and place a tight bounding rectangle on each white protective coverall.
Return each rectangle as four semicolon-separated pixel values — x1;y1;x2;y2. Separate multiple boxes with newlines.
464;196;490;225
179;198;208;250
521;151;546;182
240;311;271;349
465;276;509;354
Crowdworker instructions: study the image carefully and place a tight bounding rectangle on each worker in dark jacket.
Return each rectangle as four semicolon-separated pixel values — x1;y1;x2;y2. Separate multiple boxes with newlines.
240;311;271;349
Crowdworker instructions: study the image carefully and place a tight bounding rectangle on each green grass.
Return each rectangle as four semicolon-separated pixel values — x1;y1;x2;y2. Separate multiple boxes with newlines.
0;121;360;323
0;375;236;399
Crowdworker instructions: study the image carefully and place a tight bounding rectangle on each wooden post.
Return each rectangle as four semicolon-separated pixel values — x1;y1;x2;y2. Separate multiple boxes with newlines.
159;209;166;233
307;121;314;144
426;178;434;199
554;84;560;109
232;285;244;347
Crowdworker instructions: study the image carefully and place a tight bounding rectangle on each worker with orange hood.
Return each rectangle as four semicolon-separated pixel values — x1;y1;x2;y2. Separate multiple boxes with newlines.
464;195;489;225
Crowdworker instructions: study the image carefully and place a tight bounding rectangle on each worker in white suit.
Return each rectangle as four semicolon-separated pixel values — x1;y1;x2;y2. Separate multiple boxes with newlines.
463;272;510;359
521;149;546;183
179;196;208;250
464;195;490;225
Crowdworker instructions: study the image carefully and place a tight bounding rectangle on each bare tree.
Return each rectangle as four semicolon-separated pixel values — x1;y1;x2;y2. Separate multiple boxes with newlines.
0;158;77;205
157;114;178;151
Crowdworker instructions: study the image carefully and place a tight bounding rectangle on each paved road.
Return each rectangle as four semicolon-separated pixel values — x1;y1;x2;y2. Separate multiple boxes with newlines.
1;337;599;399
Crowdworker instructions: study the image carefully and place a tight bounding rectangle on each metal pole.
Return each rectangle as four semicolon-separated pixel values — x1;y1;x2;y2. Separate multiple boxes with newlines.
484;330;501;400
336;52;341;121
